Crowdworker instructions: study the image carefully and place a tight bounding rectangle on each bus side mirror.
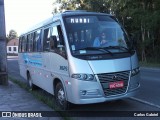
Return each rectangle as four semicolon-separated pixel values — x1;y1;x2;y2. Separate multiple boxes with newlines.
50;36;57;49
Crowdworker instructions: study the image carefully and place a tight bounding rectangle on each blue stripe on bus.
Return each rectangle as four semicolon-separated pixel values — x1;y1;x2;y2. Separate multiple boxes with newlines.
23;54;42;67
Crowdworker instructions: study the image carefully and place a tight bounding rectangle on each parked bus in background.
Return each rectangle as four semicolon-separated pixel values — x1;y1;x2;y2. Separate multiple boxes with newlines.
18;10;140;110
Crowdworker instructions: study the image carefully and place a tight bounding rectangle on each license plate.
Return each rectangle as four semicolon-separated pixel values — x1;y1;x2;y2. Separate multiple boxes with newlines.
109;81;124;89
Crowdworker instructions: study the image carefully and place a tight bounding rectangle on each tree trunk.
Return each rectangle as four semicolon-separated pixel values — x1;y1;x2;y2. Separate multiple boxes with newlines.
141;22;147;62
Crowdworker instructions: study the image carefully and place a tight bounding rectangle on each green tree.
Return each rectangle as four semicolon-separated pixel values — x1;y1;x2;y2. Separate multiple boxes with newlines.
119;0;157;63
52;0;160;63
52;0;78;14
7;29;18;43
52;0;110;13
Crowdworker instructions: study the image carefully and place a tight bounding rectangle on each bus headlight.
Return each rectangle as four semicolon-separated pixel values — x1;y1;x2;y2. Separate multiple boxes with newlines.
71;74;96;81
131;67;140;76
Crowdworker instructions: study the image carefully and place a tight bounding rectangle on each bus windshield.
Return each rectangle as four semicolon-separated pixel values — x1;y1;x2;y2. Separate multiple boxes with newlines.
64;15;131;56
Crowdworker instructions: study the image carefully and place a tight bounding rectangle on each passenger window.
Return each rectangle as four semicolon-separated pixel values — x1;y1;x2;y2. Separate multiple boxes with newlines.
33;30;42;52
43;28;51;51
27;33;34;52
18;37;22;52
50;25;66;58
50;26;59;51
27;34;30;52
21;36;27;52
33;32;37;52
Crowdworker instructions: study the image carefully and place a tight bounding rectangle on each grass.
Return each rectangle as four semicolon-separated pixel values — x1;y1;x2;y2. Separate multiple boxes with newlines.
139;61;160;68
8;76;72;120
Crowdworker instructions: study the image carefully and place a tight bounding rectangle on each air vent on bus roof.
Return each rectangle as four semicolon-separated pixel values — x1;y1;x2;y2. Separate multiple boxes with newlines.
63;10;87;13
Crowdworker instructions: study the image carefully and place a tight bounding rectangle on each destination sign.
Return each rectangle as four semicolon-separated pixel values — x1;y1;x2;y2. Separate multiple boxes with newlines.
66;17;95;24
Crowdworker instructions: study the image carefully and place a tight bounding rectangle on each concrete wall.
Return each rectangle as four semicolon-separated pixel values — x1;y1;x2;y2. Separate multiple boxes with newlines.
0;0;8;85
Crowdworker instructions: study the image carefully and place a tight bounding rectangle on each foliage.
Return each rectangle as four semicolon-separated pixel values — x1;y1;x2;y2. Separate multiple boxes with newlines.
7;29;18;43
52;0;160;63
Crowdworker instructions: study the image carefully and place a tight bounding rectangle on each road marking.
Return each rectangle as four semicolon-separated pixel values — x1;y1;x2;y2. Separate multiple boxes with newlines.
130;97;160;109
8;59;18;61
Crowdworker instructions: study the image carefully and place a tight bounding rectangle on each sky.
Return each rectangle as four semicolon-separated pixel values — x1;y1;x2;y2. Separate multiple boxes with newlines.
4;0;54;35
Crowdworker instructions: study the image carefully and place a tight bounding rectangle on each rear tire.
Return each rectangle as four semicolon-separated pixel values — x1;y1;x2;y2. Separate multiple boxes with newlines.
55;82;70;110
27;73;37;90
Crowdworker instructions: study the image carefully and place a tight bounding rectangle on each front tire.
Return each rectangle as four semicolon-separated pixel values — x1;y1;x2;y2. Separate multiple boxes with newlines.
55;82;70;110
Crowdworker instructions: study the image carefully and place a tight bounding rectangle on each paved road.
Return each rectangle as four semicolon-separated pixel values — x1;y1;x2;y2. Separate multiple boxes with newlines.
7;56;160;119
132;67;160;108
7;56;26;82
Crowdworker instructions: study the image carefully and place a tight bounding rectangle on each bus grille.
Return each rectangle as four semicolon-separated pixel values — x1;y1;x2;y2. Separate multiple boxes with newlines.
97;71;130;96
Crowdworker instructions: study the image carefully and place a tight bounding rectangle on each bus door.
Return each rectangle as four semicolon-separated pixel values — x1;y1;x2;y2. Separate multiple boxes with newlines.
49;23;69;77
42;22;69;93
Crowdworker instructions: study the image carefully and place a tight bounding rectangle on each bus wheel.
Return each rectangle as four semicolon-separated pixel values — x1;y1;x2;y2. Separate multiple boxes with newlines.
27;73;36;90
55;82;70;110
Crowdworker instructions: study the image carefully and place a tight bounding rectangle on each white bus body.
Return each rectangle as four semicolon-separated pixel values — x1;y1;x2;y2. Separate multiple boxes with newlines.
18;11;140;109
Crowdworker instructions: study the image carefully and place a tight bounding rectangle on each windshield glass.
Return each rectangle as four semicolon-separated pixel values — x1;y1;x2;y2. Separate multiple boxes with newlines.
64;15;131;56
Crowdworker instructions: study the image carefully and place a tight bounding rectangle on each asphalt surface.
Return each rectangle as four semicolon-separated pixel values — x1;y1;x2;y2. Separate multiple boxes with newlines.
132;67;160;108
5;56;160;120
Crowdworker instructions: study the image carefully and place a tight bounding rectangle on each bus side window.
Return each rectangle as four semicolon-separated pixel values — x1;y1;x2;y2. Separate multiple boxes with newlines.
27;33;34;52
33;32;37;52
33;29;42;52
18;37;22;52
22;36;27;52
43;27;51;51
27;34;30;52
37;30;42;52
51;25;66;58
57;25;64;46
51;26;58;50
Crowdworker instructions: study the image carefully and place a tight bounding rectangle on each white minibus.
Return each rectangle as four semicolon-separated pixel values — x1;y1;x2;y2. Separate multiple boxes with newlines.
18;11;140;110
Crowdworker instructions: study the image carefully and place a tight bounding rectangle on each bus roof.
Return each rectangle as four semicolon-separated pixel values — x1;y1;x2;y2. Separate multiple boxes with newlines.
61;10;112;17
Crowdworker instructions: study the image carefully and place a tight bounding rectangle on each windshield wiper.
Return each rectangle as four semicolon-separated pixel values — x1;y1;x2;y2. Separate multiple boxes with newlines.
75;47;113;56
103;46;131;53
